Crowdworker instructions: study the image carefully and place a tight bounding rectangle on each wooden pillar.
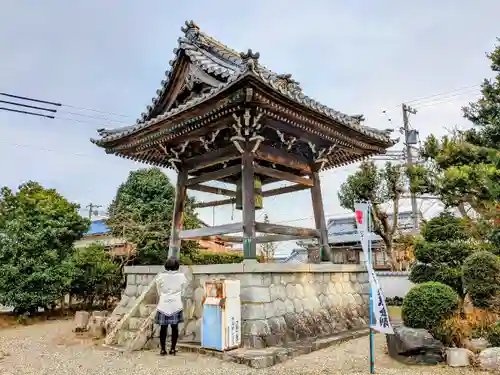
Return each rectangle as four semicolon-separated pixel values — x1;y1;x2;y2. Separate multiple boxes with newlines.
241;151;256;259
168;168;188;259
310;171;333;262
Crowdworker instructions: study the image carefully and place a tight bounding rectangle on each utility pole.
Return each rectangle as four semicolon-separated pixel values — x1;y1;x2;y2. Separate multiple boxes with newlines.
86;203;102;220
402;103;419;232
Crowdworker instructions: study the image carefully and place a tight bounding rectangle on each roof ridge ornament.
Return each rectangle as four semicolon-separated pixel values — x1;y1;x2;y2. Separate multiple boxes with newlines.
240;49;260;72
181;20;200;41
275;73;302;94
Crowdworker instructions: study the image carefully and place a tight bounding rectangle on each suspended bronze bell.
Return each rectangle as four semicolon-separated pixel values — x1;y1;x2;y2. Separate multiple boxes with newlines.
235;176;263;210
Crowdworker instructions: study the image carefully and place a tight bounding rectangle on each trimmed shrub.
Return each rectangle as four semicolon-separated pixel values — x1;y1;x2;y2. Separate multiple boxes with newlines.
413;241;473;266
409;263;464;297
463;251;500;308
487;322;500;347
402;282;460;331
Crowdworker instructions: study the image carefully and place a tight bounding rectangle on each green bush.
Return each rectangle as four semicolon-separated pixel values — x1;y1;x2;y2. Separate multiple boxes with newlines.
402;282;460;331
409;263;464;297
190;251;244;265
68;244;123;309
487;322;500;347
463;251;500;308
413;241;473;266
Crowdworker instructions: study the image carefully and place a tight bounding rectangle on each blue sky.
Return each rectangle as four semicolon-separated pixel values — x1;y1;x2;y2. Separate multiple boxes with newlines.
1;1;498;254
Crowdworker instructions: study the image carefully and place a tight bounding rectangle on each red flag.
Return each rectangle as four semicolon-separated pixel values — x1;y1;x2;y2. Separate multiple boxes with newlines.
355;210;363;224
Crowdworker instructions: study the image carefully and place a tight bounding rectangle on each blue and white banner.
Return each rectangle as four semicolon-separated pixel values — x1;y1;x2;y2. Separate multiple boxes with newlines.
354;202;394;335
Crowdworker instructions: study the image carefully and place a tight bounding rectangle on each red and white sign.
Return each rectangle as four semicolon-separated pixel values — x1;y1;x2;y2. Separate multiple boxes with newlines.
354;202;394;335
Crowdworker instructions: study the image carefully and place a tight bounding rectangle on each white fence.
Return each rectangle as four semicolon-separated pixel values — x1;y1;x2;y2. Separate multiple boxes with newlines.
376;271;414;298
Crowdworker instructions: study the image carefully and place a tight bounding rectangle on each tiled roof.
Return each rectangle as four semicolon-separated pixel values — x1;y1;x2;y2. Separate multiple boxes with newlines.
92;21;395;147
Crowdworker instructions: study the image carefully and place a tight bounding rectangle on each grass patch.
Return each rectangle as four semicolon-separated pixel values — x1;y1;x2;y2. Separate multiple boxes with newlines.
388;305;402;321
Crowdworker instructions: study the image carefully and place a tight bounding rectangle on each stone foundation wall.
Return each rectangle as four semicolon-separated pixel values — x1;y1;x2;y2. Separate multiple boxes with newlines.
114;263;369;349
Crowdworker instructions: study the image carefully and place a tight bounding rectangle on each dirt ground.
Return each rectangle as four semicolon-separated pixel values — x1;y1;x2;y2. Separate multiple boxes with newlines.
0;319;482;375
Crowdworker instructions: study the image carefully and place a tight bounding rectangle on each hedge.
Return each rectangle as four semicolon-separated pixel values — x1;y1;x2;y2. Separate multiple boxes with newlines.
187;251;244;265
402;282;460;331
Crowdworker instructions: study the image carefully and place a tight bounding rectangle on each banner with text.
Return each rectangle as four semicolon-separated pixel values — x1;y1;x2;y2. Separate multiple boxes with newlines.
354;202;394;335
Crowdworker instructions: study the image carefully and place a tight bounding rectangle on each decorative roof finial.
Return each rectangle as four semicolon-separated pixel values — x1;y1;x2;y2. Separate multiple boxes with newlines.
240;49;260;72
351;114;365;123
275;73;302;94
181;20;200;41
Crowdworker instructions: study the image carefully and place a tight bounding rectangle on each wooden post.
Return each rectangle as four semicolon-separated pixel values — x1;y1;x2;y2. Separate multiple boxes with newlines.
310;171;332;261
168;168;188;259
241;151;256;260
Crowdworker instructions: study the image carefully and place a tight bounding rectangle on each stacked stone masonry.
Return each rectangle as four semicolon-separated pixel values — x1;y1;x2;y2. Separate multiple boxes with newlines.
110;263;370;349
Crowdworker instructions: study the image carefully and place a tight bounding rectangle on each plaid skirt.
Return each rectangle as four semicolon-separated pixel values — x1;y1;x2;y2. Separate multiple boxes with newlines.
155;310;184;326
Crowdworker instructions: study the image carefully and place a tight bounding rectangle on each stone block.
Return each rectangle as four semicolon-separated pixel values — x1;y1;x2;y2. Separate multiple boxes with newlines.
264;303;275;319
478;347;500;370
269;284;286;301
74;311;90;332
285;284;296;299
284;298;295;313
243;335;266;349
272;300;287;317
125;284;137;297
241;286;271;303
242;303;266;320
446;348;474;367
357;272;369;283
87;315;107;338
238;273;272;287
127;274;136;285
183;319;201;342
242;319;271;337
193;287;204;318
294;284;304;298
292;298;303;313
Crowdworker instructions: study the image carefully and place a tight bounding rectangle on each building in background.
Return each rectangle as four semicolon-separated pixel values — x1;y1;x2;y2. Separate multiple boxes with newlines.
74;216;132;255
326;209;415;269
75;217;241;255
282;209;416;269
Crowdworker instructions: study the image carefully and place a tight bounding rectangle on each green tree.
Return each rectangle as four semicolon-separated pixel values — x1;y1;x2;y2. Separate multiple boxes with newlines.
68;244;123;309
0;182;89;314
338;161;405;269
106;168;201;265
409;212;472;298
259;214;277;262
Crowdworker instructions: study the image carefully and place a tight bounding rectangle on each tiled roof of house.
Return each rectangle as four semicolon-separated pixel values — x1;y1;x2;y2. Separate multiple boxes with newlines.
92;21;395;148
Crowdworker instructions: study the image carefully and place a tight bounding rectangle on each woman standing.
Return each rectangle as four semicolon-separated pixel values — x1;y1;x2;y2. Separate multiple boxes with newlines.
155;257;187;356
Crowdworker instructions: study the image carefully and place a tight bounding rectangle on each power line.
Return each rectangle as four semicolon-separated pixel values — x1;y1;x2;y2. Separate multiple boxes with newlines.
403;84;480;105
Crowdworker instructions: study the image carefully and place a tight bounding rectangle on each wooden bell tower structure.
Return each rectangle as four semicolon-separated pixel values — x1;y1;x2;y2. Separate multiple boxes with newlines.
91;21;396;263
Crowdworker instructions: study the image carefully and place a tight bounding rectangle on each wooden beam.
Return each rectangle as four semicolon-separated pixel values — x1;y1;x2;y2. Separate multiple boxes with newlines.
192;198;235;208
310;171;332;261
197;235;243;243
262;184;311;197
254;234;305;243
168;168;188;259
179;223;242;240
188;184;237;197
183;146;240;172
254;164;314;187
255;144;312;173
187;164;241;186
255;221;319;238
242;151;257;259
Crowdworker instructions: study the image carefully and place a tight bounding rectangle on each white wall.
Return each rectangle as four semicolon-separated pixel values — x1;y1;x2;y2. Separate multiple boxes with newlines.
376;271;414;298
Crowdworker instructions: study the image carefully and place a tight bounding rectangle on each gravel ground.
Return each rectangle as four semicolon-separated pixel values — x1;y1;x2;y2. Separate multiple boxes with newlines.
0;320;482;375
